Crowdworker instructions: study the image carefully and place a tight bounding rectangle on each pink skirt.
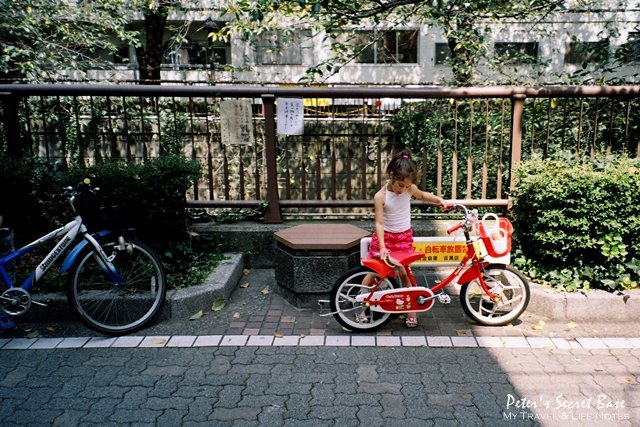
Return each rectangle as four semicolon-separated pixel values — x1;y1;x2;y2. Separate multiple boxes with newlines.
368;229;414;257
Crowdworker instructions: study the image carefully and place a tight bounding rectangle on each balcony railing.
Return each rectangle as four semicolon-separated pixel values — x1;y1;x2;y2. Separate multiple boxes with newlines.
1;84;639;223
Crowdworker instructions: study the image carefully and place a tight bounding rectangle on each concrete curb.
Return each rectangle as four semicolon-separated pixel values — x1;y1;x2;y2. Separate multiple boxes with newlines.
160;252;244;320
21;252;244;322
527;281;640;322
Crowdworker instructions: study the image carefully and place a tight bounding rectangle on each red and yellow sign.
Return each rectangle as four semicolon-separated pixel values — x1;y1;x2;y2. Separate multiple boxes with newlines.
412;241;468;264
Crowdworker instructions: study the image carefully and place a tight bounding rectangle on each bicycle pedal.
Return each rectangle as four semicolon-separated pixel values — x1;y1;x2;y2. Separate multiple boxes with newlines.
437;293;451;304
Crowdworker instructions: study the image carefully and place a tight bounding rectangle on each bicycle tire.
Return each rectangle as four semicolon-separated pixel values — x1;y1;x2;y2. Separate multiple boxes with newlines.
459;264;530;326
67;237;166;335
329;265;399;332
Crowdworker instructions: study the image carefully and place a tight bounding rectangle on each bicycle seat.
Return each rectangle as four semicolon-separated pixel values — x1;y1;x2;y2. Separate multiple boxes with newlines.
385;251;425;266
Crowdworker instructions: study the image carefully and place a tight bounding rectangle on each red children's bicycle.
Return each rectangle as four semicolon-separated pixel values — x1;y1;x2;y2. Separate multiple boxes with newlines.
325;203;530;332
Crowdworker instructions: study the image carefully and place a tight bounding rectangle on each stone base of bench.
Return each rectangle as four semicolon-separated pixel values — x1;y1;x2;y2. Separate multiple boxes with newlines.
273;243;361;308
273;223;370;308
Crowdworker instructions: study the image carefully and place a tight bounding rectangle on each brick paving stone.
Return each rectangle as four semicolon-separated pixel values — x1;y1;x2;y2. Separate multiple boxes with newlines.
501;336;530;348
219;335;248;346
84;337;117;348
166;335;197;347
401;336;427;347
427;336;453;347
377;336;401;347
193;335;222;346
273;335;300;346
57;337;90;348
112;336;144;348
30;337;64;349
601;337;632;349
325;335;350;346
247;335;274;346
475;336;504;348
139;336;169;347
451;336;478;347
576;337;608;349
351;336;376;346
4;338;34;349
299;336;324;346
526;337;555;349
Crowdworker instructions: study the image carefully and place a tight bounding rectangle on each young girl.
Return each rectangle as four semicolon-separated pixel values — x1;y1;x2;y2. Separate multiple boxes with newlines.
368;149;445;328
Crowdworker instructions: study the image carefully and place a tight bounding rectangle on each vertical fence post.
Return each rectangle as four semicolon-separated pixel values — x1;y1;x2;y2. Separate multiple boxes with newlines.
509;92;525;192
261;94;282;223
0;93;21;157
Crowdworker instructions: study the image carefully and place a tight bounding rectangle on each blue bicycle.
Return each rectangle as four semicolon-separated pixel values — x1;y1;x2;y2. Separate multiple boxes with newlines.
0;181;166;335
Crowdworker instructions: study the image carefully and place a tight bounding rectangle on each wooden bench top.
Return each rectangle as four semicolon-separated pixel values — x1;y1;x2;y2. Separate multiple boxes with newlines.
274;224;370;250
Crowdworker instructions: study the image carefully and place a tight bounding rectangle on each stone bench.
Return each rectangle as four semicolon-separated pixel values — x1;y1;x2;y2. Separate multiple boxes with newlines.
273;223;370;307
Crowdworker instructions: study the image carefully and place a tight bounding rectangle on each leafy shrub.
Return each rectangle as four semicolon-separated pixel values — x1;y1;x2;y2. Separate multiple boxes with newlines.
0;155;220;290
510;155;640;292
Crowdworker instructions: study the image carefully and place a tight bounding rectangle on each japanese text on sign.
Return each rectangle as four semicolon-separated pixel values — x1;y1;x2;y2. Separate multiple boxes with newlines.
277;98;304;135
220;100;254;145
412;242;467;263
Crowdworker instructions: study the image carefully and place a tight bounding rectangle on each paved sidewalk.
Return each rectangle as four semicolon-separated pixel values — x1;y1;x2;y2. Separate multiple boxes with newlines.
0;269;638;426
3;268;638;343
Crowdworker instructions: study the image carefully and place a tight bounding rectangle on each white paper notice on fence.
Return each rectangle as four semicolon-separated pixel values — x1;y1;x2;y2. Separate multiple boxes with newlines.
220;100;254;145
277;98;304;135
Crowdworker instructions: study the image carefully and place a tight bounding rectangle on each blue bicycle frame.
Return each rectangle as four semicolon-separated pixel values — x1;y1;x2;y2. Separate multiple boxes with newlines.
0;215;126;293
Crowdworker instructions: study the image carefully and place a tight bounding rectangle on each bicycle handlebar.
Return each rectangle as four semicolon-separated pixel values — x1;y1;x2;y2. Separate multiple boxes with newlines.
442;203;477;235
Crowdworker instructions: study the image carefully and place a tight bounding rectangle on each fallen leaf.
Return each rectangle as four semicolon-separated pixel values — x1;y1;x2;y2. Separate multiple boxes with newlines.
299;334;306;339
233;312;240;319
190;310;205;320
457;329;472;337
274;332;284;338
566;321;579;329
623;294;630;304
261;288;270;295
624;376;634;384
243;269;251;276
25;330;40;339
46;326;56;333
532;320;545;331
151;338;167;345
239;282;250;288
211;300;226;312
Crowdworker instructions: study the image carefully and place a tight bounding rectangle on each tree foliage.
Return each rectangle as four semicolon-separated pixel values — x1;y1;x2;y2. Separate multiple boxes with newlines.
220;0;595;85
0;0;138;81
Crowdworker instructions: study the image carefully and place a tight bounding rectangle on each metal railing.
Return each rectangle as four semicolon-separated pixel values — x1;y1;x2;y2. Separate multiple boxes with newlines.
1;84;639;223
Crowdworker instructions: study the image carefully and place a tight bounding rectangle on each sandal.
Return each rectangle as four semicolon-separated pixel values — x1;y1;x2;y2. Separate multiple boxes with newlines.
356;311;369;324
405;317;418;328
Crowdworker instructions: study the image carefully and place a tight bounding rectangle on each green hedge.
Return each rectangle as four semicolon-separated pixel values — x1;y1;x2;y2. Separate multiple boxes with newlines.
0;155;224;290
510;155;640;292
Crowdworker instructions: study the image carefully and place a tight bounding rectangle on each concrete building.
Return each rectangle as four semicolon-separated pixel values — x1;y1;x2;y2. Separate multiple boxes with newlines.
68;1;640;85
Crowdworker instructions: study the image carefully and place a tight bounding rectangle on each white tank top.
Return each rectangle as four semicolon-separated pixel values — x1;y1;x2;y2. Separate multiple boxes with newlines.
384;186;411;233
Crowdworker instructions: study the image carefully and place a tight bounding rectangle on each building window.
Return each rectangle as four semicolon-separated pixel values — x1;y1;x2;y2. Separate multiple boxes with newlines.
353;30;418;64
435;42;451;65
616;31;640;63
113;46;131;64
167;40;230;68
255;30;310;65
495;42;539;64
564;41;608;64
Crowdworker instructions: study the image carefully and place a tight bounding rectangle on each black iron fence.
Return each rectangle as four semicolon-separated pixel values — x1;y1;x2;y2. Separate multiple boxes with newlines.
1;84;639;223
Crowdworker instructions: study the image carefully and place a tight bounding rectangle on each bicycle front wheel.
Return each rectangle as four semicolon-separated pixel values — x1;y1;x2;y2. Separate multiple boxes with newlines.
459;264;530;326
67;237;166;335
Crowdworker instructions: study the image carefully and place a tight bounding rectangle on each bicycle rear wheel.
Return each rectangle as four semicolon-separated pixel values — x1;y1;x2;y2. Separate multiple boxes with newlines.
330;266;399;332
67;237;166;335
